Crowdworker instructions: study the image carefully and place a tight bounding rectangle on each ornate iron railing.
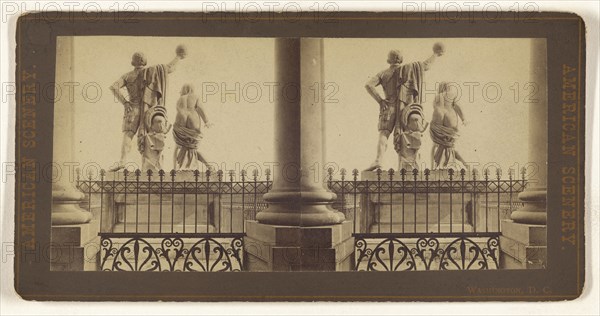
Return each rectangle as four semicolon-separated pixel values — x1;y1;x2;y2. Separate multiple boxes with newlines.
326;167;526;234
77;168;272;234
326;167;527;271
78;166;526;272
100;233;244;272
353;233;500;271
77;168;272;272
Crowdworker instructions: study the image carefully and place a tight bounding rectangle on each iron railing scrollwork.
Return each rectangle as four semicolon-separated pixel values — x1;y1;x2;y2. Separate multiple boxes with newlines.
100;234;245;272
354;234;500;271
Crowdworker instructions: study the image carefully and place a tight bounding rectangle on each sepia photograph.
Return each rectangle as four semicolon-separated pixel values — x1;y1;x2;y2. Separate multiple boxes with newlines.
50;36;547;272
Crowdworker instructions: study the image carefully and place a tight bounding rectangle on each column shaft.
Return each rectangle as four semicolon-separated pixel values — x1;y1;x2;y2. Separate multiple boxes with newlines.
257;38;344;226
511;38;547;225
52;36;92;225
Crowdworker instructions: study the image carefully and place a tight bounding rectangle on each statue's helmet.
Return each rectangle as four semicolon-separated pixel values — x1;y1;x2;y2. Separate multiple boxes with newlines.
145;106;168;132
131;52;147;68
401;103;424;129
387;49;403;65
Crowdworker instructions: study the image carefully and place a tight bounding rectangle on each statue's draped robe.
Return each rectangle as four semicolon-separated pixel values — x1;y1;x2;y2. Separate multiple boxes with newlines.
173;124;203;169
137;64;168;154
393;61;425;154
136;64;168;171
430;119;460;168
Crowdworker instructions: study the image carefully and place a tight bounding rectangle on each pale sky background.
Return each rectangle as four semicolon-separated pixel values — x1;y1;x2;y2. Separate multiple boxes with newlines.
324;38;533;172
65;36;535;173
70;36;276;172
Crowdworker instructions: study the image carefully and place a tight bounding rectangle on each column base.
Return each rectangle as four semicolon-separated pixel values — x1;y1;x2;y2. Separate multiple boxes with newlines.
499;220;547;269
50;221;100;271
244;220;354;271
257;190;345;226
52;185;93;225
52;202;93;225
256;204;346;227
511;187;546;225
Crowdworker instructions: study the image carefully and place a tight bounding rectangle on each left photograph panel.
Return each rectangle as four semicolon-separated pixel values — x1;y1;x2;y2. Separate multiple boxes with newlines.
51;36;276;271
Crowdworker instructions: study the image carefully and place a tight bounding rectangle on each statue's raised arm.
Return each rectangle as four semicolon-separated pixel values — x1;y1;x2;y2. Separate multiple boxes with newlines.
422;42;445;71
165;44;188;74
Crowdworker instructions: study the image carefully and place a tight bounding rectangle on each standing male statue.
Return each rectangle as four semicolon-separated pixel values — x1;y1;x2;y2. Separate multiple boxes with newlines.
364;43;444;171
109;45;187;172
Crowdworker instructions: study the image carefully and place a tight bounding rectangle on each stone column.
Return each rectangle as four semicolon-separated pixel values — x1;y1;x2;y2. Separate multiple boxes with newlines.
52;36;92;225
500;38;547;269
245;38;352;271
51;37;97;271
510;38;548;225
256;38;345;227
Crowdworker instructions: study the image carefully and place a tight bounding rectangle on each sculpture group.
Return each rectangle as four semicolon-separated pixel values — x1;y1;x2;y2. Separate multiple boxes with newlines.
364;42;468;172
109;45;212;172
107;42;467;173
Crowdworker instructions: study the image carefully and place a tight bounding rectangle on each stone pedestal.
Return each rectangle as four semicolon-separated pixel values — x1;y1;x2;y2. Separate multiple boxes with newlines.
111;194;220;233
360;170;481;233
101;172;221;232
244;221;354;271
50;222;100;271
363;194;477;233
500;220;547;269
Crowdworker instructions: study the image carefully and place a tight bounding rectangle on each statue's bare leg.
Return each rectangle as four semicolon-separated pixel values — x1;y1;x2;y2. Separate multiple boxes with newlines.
173;146;181;170
365;130;390;171
196;150;210;169
110;131;135;172
430;145;436;170
398;154;407;172
454;150;467;168
433;144;448;169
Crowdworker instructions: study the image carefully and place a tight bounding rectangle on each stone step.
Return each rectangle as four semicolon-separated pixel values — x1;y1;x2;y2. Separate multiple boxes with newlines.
366;193;478;204
109;203;252;234
115;202;211;224
113;193;220;204
372;205;468;223
500;220;547;246
110;223;217;234
368;223;477;234
499;235;546;269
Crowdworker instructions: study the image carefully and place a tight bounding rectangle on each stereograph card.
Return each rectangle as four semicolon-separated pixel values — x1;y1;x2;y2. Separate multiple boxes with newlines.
13;11;586;301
